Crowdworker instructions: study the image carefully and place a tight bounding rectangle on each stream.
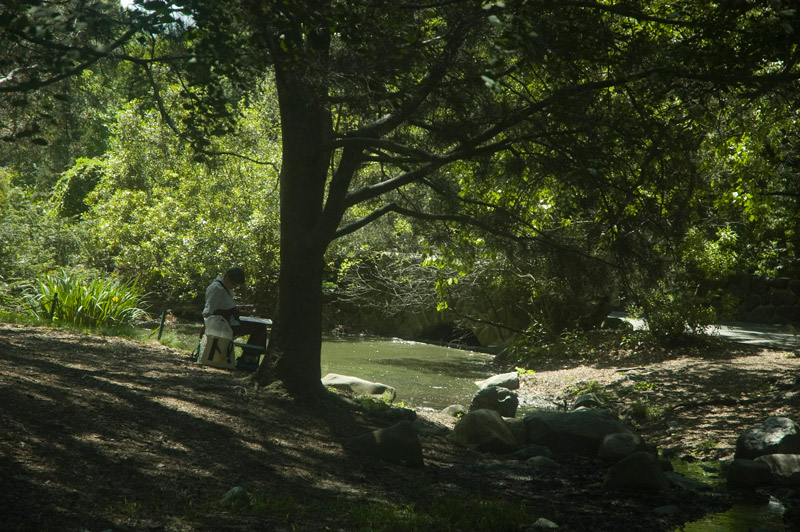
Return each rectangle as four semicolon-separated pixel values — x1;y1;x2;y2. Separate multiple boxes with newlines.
320;335;494;410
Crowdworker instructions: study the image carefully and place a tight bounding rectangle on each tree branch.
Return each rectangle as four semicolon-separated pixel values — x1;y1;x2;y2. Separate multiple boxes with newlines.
0;28;139;94
141;57;279;169
335;202;540;243
330;136;441;162
343;67;664;209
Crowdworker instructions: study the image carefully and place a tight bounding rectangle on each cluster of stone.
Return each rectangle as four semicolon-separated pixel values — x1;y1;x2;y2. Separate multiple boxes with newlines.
728;416;800;487
732;276;800;324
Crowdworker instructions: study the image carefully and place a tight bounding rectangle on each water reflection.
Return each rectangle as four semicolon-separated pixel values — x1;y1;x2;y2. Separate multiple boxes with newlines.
372;357;491;379
321;335;494;410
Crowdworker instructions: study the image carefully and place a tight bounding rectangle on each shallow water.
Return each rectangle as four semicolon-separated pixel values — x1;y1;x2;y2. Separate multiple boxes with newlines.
671;459;785;531
321;335;494;410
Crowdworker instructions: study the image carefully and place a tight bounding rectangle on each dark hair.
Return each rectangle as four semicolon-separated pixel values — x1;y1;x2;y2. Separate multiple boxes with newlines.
225;267;246;284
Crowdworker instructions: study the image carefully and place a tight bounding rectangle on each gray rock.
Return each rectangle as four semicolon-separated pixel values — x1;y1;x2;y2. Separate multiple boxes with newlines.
603;451;669;491
220;486;251;508
344;421;423;467
726;458;774;488
379;406;417;422
505;417;528;448
515;444;555;461
441;404;467;417
735;417;800;460
530;517;559;529
664;471;712;491
322;373;396;402
573;392;604;410
470;385;519;418
526;456;561;469
524;409;632;457
755;454;800;485
598;432;645;462
601;317;630;330
475;371;520;390
448;409;519;454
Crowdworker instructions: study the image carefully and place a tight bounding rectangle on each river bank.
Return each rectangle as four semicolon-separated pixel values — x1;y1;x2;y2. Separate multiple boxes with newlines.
1;323;798;531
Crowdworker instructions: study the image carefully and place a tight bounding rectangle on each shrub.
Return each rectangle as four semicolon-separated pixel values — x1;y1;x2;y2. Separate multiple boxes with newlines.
629;282;717;346
0;187;87;287
51;157;106;218
22;268;149;328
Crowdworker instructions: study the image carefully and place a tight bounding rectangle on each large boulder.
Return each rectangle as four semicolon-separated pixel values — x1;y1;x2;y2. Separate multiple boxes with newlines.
727;458;774;488
322;373;397;402
475;372;520;390
603;452;669;491
505;417;528;448
523;408;632;457
344;421;423;467
735;417;800;459
448;409;519;454
469;386;519;418
598;432;646;462
755;454;800;485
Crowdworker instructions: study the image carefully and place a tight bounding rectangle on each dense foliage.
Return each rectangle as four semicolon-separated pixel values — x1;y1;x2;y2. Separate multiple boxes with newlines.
1;1;799;389
79;83;282;312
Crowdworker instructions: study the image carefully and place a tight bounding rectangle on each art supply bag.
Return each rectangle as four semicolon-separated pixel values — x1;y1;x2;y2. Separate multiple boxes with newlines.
196;315;235;369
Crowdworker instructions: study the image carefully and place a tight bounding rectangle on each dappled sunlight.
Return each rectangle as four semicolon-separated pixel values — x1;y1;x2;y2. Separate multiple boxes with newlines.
91;374;152;392
151;395;229;420
4;322;799;531
604;348;800;460
52;361;105;372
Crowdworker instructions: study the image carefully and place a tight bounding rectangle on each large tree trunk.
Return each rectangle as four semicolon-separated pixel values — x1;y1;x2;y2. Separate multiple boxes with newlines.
254;30;333;399
261;235;327;398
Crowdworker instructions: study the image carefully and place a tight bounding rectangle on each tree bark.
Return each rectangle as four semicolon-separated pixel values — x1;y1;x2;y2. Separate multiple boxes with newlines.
253;17;333;399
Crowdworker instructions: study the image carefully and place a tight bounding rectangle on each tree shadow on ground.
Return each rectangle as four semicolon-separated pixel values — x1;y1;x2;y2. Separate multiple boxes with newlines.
0;324;456;531
0;324;739;531
521;329;792;373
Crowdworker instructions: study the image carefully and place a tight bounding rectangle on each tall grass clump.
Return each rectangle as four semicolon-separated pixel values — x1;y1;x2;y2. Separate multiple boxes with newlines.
23;268;149;328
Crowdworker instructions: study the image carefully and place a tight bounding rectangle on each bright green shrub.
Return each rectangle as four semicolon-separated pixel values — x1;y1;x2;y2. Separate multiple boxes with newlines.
0;187;87;288
79;87;282;310
22;268;149;327
52;157;106;218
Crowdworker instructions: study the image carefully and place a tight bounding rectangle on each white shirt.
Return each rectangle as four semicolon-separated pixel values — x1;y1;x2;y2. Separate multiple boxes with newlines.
202;274;238;324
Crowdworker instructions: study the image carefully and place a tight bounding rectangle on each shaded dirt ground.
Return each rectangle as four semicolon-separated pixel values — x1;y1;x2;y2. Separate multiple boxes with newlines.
515;331;800;463
1;323;798;532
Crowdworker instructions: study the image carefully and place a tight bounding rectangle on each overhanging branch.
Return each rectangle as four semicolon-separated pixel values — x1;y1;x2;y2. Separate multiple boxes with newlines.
334;202;542;243
333;201;621;273
0;28;139;94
